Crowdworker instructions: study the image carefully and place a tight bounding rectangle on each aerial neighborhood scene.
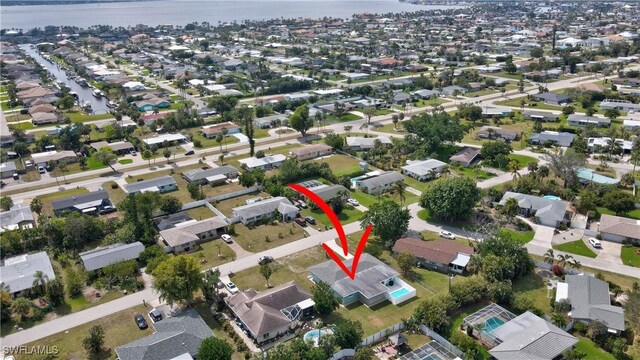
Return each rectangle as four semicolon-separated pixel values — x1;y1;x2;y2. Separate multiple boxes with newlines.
2;0;640;359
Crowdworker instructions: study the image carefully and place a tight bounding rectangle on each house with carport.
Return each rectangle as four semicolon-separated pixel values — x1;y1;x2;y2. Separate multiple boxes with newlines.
392;238;474;274
0;251;56;297
401;159;447;181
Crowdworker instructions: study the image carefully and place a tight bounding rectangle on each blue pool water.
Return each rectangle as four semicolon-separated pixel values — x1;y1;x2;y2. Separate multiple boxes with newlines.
483;316;506;333
543;195;561;201
390;287;410;298
303;329;333;346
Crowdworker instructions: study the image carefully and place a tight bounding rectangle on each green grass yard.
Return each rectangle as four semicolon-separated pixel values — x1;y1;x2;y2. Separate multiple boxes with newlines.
312;154;364;178
301;205;362;228
118;159;133;165
37;187;89;216
498;228;535;244
574;336;616;360
553;240;597;258
327;113;363;122
231;222;306;253
185;240;236;270
621;245;640;268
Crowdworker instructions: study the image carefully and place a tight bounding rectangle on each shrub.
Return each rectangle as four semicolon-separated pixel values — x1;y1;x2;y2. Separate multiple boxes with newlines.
551;264;564;276
554;298;572;313
111;183;119;189
193;140;202;148
573;321;587;335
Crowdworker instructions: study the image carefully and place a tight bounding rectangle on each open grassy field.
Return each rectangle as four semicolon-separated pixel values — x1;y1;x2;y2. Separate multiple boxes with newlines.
232;222;306;253
36;187;90;216
621;245;640;268
327;113;363;122
553;239;598;258
21;307;154;360
312;154;364;178
211;191;269;217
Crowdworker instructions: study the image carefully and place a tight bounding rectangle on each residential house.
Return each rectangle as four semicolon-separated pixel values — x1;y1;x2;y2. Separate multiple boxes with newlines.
477;126;518;142
498;192;570;227
599;99;640;112
31;112;58;125
123;175;177;194
441;85;467;96
489;311;578;360
411;89;439;100
587;137;633;154
289;144;333;161
0;114;14;147
0;251;56;297
301;184;349;203
567;114;611;127
31;150;77;167
612;78;640;87
401;159;447;181
232;197;299;225
529;131;575;147
90;140;135;155
51;189;114;216
532;92;571;105
115;310;211;360
122;81;145;91
201;122;242;139
355;171;404;195
134;97;170;111
481;107;512;118
576;168;619;186
182;165;239;186
345;136;391;151
449;147;481;167
254;114;288;129
556;274;625;335
392;238;474;274
238;154;286;171
80;242;145;271
0;203;35;233
308;253;416;307
523;110;560;122
598;214;640;244
142;133;187;147
0;161;17;179
226;281;314;344
623;119;640;131
159;217;228;253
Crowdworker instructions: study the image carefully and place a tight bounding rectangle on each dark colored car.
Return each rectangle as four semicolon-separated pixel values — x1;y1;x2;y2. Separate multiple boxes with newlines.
185;150;195;155
305;216;316;225
135;314;148;329
258;256;274;265
149;308;163;322
295;217;307;227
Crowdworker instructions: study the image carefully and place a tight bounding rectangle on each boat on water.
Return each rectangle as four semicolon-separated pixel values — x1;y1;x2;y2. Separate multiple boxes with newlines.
92;89;104;98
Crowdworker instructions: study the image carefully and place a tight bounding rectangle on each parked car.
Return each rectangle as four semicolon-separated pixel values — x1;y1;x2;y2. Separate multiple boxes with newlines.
130;150;137;156
99;205;116;214
225;281;239;294
134;314;148;329
221;234;233;244
258;256;274;265
185;150;195;155
148;308;162;322
347;198;360;206
295;217;307;227
12;173;19;180
439;230;455;240
588;238;602;249
305;216;316;225
297;200;308;209
38;166;46;174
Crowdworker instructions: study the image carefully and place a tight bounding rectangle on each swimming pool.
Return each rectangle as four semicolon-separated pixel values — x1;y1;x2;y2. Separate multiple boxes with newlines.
483;316;505;333
543;195;561;201
389;287;410;298
303;329;333;346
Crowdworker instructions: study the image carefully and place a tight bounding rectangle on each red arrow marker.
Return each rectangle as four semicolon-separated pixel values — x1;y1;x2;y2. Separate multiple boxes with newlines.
288;183;373;280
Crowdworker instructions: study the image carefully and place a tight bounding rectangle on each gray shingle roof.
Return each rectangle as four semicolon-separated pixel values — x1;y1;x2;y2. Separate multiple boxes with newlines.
529;131;575;147
182;165;238;182
80;242;145;271
308;184;349;202
532;92;571;103
499;192;568;224
51;189;110;211
358;171;404;189
490;311;577;360
0;203;34;230
0;161;17;174
564;275;625;331
115;310;212;360
159;217;227;247
124;175;177;194
567;114;611;125
0;251;56;294
226;281;311;339
599;214;640;240
308;253;398;298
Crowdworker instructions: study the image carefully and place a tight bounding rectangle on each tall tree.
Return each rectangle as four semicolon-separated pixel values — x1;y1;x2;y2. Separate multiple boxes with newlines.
289;104;313;137
360;200;410;247
544;149;585;188
32;270;49;297
82;325;105;354
198;337;233;360
0;196;13;211
93;148;118;172
259;262;276;288
420;177;480;221
152;256;203;306
311;280;340;315
333;319;364;349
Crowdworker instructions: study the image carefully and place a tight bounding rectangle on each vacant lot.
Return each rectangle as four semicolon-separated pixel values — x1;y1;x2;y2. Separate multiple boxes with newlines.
312;154;364;178
232;221;306;253
211;191;270;217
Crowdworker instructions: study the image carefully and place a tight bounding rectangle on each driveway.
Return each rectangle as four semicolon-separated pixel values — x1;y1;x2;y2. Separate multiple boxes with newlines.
596;241;623;265
529;224;555;249
232;133;249;143
226;239;253;259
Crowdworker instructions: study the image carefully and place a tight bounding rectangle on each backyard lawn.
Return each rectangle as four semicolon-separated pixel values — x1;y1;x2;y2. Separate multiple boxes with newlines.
21;307;153;360
553;240;597;258
232;222;306;253
512;272;552;315
507;153;537;168
185;206;215;220
621;245;640;268
574;336;616;360
301;205;362;228
37;187;90;216
211;192;270;217
312;154;364;178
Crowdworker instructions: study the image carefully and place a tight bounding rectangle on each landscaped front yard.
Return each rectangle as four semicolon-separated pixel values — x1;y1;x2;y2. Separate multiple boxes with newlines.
498;228;535;244
621;245;640;268
553;239;597;258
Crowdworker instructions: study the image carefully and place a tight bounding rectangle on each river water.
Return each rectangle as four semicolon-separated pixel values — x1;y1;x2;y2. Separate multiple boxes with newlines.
1;0;460;29
20;45;110;114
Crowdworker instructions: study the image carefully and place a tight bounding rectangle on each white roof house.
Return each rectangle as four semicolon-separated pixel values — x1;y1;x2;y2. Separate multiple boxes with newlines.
122;81;145;91
0;252;56;295
232;197;298;225
80;242;145;271
401;159;447;181
238;154;286;170
142;133;187;146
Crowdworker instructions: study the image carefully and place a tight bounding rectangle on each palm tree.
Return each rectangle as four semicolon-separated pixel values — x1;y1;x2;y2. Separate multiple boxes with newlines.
544;249;555;265
508;160;520;181
551;313;567;328
11;297;32;321
568;258;582;270
440;165;450;178
537;165;550;179
218;154;225;165
501;197;520;217
392;114;399;130
392;181;407;205
556;254;573;268
58;161;68;184
0;282;10;293
32;271;49;297
30;198;43;216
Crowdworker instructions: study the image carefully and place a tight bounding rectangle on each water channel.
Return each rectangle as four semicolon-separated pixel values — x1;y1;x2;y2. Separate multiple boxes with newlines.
20;44;110;114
